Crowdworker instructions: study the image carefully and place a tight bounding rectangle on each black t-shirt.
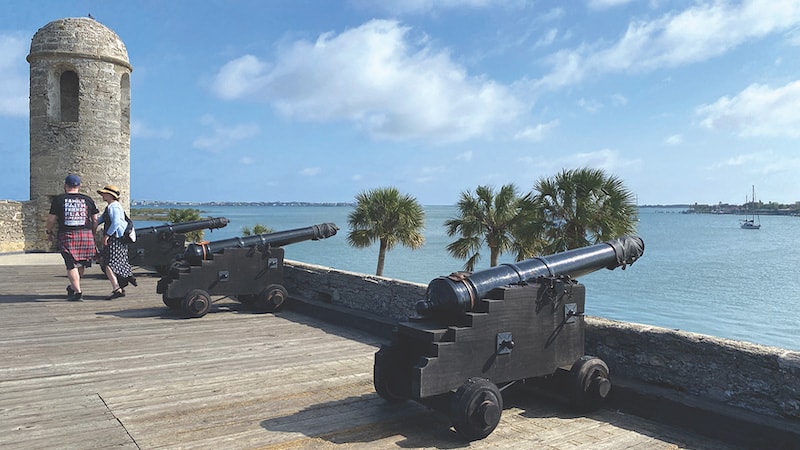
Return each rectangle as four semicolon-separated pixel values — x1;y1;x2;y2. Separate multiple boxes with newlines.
49;193;99;230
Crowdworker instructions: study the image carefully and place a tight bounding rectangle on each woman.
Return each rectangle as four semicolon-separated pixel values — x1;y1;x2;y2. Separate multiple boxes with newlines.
97;185;137;299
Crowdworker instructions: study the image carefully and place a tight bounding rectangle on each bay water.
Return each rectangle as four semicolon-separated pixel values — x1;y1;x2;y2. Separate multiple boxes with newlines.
136;205;800;351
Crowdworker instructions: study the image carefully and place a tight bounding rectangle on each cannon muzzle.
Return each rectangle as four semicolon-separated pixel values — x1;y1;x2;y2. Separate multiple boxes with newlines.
135;217;230;238
416;235;644;316
181;222;339;264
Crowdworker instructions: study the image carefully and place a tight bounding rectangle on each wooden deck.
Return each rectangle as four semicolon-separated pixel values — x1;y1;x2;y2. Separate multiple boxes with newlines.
0;262;744;449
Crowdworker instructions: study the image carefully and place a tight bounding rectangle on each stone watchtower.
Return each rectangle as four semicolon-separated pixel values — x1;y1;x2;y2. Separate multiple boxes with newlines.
27;17;132;251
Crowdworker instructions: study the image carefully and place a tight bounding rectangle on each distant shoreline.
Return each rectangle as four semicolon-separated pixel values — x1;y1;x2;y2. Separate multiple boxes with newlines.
132;201;693;208
132;200;355;207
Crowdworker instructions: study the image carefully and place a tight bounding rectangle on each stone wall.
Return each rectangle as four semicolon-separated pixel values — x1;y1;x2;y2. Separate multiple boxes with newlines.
283;261;423;321
282;260;800;426
586;317;800;420
0;200;36;253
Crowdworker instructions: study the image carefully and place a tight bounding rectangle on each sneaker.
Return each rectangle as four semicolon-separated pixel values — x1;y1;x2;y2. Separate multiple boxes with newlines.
66;285;74;296
67;291;82;301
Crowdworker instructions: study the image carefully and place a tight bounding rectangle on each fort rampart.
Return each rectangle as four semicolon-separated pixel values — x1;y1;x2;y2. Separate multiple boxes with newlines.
282;260;800;443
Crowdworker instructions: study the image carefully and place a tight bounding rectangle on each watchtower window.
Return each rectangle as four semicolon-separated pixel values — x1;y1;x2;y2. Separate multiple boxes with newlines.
60;71;79;122
120;73;130;133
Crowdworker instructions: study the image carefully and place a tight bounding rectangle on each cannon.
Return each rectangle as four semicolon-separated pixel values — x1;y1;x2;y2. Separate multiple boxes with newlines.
373;236;644;441
128;217;230;274
156;222;338;318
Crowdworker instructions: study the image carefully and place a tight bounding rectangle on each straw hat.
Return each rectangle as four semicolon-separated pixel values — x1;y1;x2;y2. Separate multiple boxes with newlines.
97;185;121;200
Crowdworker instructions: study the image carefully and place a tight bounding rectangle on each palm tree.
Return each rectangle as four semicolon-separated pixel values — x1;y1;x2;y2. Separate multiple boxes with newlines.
445;184;530;271
525;167;638;254
166;208;204;242
347;187;425;277
241;224;273;236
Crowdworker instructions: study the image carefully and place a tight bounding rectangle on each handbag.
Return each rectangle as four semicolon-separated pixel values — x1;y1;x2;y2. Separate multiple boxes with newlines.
123;214;136;243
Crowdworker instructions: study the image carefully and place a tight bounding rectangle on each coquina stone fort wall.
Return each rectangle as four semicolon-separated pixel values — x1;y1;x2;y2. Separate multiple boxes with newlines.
282;260;800;429
0;201;31;253
0;17;131;253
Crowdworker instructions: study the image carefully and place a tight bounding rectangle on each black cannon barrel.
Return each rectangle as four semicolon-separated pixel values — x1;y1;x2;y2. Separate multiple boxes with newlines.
416;235;644;316
136;217;230;236
182;222;339;263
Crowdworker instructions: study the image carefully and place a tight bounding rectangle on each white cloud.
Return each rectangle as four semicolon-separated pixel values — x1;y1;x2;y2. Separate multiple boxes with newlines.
192;115;260;151
611;93;628;106
456;150;473;161
0;34;29;117
300;167;322;176
413;165;445;183
716;152;766;167
714;150;800;174
513;119;559;142
665;134;683;145
515;148;640;179
210;20;526;144
696;80;800;138
569;148;637;171
788;27;800;45
355;0;504;15
587;0;636;10
577;98;602;113
131;120;173;139
212;55;269;100
534;28;558;48
536;0;800;90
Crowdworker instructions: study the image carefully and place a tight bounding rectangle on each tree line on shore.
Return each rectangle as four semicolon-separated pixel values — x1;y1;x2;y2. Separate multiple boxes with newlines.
133;167;640;276
687;201;800;215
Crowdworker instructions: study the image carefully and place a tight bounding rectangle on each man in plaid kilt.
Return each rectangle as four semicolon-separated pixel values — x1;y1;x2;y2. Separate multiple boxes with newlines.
46;174;99;301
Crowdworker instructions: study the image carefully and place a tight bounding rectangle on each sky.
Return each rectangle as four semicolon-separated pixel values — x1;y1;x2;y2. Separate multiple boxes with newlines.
1;0;799;206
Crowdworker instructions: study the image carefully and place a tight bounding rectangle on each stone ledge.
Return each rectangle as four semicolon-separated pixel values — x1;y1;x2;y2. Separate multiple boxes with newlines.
609;377;800;449
285;294;396;340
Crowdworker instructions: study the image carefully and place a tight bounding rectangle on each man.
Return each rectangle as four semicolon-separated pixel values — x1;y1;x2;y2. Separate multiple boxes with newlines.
46;174;99;301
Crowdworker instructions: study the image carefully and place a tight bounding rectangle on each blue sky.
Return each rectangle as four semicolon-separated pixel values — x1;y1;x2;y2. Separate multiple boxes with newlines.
1;0;799;205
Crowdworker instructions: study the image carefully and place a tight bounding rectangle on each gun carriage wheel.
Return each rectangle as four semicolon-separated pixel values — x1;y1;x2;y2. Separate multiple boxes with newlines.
182;289;212;318
162;292;181;310
449;378;503;441
567;356;611;412
373;346;407;403
251;284;288;313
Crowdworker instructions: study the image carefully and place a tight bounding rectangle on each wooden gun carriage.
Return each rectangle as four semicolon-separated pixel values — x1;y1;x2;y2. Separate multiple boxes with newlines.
156;222;338;318
373;236;645;440
128;217;230;275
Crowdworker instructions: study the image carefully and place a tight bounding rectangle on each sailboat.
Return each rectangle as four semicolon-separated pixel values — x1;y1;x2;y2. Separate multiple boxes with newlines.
740;185;761;230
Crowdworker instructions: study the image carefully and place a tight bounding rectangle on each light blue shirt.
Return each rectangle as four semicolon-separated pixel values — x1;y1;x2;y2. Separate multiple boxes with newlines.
98;201;127;237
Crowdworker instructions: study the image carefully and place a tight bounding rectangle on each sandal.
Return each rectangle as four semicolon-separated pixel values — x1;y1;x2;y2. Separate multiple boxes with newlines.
106;288;126;300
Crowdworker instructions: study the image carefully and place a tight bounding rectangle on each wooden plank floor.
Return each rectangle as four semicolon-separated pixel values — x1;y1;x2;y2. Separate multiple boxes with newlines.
0;263;744;450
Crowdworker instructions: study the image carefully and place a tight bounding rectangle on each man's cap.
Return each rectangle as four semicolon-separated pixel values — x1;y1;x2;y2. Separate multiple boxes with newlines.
64;174;81;186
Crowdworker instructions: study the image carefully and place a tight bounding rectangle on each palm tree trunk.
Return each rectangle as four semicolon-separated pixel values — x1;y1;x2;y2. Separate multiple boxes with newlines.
376;239;388;276
490;246;500;267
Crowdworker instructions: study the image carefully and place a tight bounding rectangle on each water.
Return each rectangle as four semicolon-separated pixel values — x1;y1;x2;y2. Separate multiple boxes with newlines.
135;205;800;351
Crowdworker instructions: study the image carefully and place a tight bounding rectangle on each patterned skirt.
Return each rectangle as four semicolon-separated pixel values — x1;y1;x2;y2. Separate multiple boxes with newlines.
58;229;97;262
101;235;133;279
